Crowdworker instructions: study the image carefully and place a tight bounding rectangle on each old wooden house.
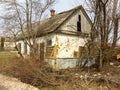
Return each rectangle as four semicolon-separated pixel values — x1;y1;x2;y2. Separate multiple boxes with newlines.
17;5;92;70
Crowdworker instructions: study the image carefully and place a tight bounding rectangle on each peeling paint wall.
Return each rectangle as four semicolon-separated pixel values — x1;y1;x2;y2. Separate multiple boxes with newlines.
55;34;87;58
17;34;88;69
45;34;88;70
17;7;91;69
47;58;80;70
17;34;56;56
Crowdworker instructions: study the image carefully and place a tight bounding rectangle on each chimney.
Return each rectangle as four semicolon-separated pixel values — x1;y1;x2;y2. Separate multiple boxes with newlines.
50;9;55;17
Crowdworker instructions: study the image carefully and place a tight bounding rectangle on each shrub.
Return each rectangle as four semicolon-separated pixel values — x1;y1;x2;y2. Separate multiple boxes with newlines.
0;58;59;88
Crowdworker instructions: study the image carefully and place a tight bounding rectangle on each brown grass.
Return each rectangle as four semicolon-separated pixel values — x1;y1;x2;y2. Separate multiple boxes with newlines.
0;51;120;89
0;57;60;88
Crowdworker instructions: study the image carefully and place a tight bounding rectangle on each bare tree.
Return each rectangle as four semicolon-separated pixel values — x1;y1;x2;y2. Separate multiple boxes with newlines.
0;0;56;60
85;0;120;70
112;0;119;48
1;15;23;56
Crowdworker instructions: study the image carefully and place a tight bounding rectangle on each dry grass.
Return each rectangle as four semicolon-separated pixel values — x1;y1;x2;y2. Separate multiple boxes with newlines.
0;57;60;88
0;51;120;90
0;51;18;72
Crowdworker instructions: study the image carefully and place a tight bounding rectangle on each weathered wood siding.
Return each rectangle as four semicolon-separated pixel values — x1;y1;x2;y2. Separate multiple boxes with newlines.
59;9;91;33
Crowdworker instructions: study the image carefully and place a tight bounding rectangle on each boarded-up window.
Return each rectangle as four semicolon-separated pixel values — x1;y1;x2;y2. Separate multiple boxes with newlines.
74;51;78;58
78;46;86;57
46;46;54;58
46;45;58;58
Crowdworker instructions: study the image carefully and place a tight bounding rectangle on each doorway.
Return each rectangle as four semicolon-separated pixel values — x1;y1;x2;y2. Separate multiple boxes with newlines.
40;43;45;61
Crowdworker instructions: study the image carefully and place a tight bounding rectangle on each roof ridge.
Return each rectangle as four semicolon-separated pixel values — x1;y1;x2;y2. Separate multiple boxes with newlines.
57;5;82;15
33;5;82;25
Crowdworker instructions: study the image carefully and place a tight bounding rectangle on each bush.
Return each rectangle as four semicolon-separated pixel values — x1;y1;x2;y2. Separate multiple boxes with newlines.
0;58;59;88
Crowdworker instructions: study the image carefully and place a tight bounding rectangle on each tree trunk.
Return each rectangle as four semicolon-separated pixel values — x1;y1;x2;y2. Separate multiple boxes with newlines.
112;18;119;48
99;49;103;71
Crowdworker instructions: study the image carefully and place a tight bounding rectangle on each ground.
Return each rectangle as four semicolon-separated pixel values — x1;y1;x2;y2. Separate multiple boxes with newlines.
0;74;39;90
0;51;120;90
0;51;39;90
0;85;7;90
0;51;18;68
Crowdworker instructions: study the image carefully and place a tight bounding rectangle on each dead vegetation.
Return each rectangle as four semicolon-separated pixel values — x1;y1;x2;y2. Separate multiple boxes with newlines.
0;56;120;90
0;58;60;88
0;51;120;90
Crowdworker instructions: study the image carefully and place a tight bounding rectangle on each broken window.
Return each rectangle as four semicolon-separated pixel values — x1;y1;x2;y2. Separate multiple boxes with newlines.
77;15;81;32
47;39;52;47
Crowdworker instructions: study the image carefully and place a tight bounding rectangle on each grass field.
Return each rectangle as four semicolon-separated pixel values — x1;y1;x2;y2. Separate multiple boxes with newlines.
0;51;19;70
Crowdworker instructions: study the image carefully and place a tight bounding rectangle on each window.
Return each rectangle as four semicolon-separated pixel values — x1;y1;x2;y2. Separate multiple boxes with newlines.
77;15;81;32
47;39;52;46
18;43;21;53
78;15;81;21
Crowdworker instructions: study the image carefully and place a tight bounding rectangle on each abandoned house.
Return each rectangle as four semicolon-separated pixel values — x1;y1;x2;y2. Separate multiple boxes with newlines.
17;5;92;70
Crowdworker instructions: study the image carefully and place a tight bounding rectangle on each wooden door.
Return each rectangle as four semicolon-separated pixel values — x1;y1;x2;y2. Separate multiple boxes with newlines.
40;43;45;61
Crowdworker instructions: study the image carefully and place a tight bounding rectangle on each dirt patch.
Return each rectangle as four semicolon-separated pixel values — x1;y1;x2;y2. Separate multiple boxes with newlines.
0;85;7;90
0;74;39;90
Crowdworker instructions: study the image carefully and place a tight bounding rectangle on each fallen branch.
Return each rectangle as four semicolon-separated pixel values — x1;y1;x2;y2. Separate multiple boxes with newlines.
85;76;120;88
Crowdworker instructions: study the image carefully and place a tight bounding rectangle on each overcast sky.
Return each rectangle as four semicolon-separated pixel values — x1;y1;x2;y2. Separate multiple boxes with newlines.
53;0;85;13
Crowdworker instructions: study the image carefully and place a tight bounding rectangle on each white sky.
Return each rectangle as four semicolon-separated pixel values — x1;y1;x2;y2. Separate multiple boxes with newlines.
53;0;85;13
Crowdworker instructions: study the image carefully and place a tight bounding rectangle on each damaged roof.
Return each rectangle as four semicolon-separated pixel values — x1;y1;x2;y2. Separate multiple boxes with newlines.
35;8;74;36
18;5;92;40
